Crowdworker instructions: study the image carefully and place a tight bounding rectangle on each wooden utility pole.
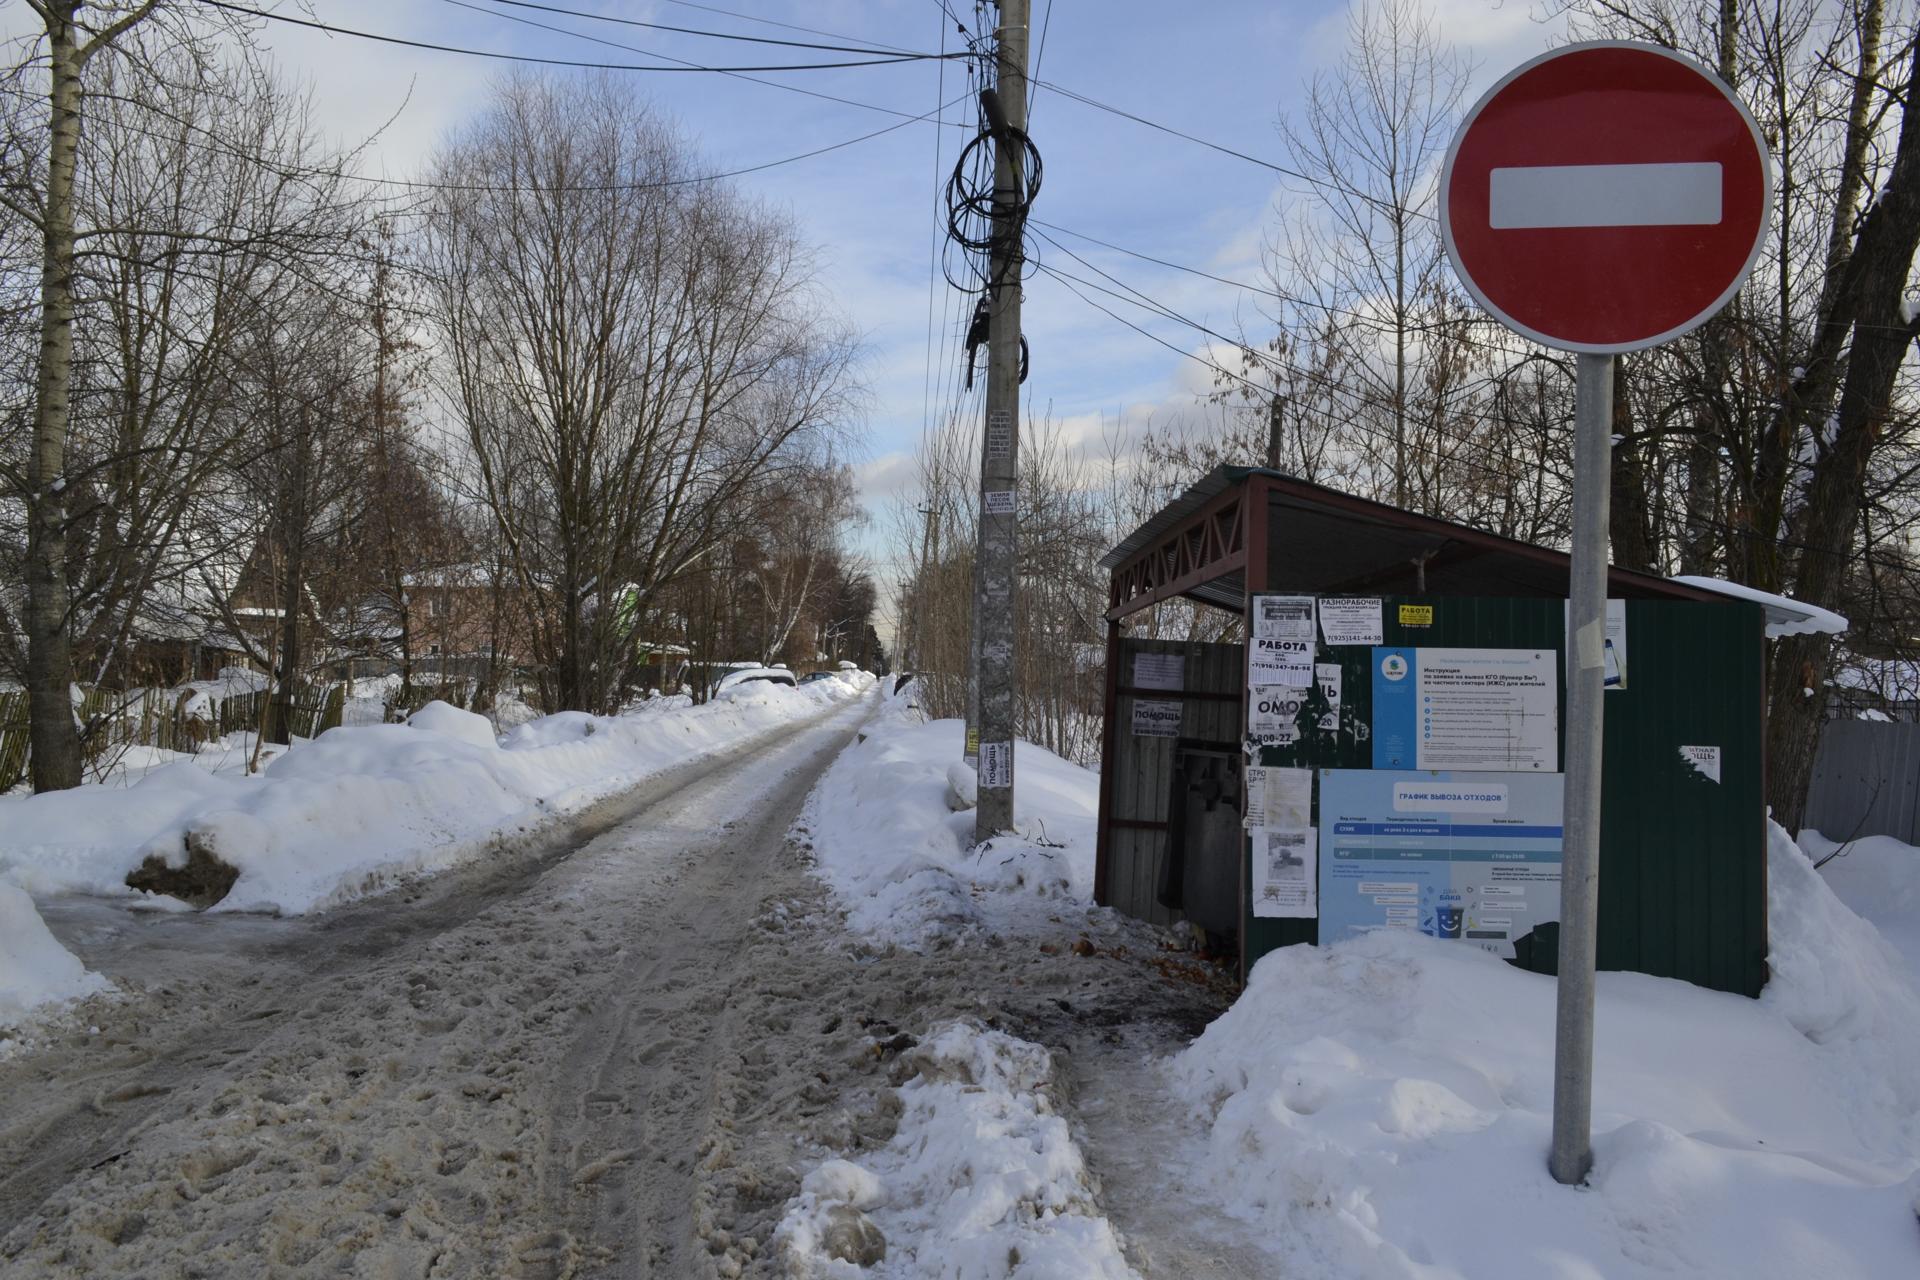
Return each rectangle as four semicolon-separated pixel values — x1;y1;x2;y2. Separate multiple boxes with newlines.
974;0;1029;841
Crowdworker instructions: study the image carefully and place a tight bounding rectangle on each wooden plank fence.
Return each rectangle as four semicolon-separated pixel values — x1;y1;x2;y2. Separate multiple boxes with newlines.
0;681;347;792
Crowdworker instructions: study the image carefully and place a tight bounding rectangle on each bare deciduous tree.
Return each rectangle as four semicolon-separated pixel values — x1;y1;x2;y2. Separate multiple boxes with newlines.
424;73;858;715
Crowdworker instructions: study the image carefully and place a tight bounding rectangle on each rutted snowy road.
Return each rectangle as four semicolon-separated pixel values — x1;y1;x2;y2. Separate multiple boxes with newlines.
1;689;1269;1279
0;697;876;1277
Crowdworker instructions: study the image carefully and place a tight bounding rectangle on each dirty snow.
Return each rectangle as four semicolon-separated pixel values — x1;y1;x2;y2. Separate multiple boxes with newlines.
0;674;871;918
0;677;870;1043
0;883;109;1041
801;693;1920;1280
776;1021;1138;1280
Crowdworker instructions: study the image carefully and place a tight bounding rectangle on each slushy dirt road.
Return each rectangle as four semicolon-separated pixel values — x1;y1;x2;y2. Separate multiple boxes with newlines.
0;694;1255;1278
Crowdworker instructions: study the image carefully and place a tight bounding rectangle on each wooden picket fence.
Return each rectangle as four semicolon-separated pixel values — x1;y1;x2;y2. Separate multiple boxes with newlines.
0;681;346;792
0;690;26;793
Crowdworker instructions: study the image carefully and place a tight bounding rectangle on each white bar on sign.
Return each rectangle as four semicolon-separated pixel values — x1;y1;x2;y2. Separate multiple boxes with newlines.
1489;162;1722;229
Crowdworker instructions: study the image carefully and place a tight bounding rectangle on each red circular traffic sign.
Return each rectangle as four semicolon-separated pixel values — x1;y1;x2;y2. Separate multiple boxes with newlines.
1441;42;1771;353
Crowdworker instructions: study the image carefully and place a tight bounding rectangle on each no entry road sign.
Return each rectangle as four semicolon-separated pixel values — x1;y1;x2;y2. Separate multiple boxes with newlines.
1441;42;1771;352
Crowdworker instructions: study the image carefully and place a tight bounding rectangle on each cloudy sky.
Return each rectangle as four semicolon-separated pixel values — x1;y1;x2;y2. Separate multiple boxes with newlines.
11;0;1571;608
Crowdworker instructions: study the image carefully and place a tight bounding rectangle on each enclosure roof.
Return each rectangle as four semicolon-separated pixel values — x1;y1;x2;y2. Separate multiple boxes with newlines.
1669;576;1848;638
1101;467;1727;610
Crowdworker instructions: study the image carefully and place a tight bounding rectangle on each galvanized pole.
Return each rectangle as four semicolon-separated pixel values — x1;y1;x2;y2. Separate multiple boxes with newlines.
974;0;1028;841
1550;350;1614;1185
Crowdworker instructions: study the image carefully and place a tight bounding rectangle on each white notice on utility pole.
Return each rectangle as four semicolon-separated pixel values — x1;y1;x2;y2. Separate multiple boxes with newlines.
1132;699;1182;737
986;408;1012;459
1132;652;1185;691
1318;597;1384;646
979;740;1012;788
1564;598;1628;690
983;490;1016;515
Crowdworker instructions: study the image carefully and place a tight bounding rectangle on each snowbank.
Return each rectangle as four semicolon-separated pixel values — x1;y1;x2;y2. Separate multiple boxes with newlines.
797;688;1100;947
776;1021;1137;1280
0;674;873;916
0;882;109;1035
1166;822;1920;1280
1800;826;1920;979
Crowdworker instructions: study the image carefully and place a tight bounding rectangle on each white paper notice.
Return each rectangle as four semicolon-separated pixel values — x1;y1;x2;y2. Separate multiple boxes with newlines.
1318;597;1384;646
1132;652;1185;691
979;741;1011;787
1680;745;1722;783
1414;648;1558;773
1252;826;1317;918
1250;595;1317;686
1243;765;1311;830
1132;699;1183;737
1253;594;1316;640
1250;636;1314;687
983;489;1016;515
1248;686;1306;745
1316;662;1342;731
1564;599;1628;690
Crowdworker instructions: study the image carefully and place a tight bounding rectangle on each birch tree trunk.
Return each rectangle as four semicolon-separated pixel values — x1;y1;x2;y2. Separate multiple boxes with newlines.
25;4;87;791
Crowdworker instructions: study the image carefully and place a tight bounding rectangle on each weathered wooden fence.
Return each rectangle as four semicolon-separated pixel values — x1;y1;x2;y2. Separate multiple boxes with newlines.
0;690;26;793
1804;719;1920;844
0;681;347;792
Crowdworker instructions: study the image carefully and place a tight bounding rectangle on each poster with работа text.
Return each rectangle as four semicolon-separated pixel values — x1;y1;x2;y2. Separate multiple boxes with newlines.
1317;769;1564;960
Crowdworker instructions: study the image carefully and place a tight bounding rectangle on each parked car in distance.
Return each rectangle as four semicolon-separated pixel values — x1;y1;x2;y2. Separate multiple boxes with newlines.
714;667;796;696
797;671;839;686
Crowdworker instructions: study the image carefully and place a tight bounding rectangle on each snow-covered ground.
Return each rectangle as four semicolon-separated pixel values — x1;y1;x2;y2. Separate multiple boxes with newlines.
798;681;1099;949
0;672;873;1041
0;883;110;1030
1801;826;1920;979
7;672;1918;1277
1168;830;1920;1280
787;688;1920;1279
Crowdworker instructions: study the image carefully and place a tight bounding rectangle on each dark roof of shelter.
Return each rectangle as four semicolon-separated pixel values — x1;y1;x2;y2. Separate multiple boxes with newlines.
1101;466;1726;611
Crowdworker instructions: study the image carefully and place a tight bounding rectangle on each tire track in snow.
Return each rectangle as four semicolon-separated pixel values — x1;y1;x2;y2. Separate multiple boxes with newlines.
0;698;872;1275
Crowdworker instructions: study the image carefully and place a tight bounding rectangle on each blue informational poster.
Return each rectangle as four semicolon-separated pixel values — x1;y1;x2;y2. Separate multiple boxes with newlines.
1369;647;1557;772
1318;769;1564;959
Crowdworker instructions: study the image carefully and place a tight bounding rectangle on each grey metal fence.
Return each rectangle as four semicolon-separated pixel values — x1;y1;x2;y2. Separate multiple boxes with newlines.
1803;719;1920;844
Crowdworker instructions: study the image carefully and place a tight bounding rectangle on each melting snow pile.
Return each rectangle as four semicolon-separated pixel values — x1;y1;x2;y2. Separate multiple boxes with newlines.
1167;821;1920;1280
0;881;109;1040
798;681;1099;947
0;673;873;920
776;1021;1137;1280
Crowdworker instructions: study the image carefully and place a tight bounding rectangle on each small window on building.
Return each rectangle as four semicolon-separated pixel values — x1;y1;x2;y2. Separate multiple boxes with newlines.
429;643;442;656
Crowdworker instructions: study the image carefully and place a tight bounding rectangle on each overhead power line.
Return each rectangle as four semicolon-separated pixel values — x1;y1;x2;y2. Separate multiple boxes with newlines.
30;78;971;197
1026;219;1548;362
441;0;976;122
195;0;968;71
1030;257;1561;493
1033;76;1436;222
658;0;923;54
474;0;932;56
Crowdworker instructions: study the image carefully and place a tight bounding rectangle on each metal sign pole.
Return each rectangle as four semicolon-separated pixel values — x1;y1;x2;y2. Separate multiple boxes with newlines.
1550;350;1614;1185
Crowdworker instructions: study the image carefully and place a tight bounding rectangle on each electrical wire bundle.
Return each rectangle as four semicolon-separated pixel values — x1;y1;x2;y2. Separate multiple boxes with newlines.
944;69;1041;388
